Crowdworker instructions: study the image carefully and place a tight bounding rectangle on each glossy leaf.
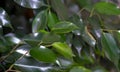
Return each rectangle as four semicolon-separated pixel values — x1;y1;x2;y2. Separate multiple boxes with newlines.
72;37;82;57
94;2;120;15
14;0;46;9
4;52;22;64
15;45;31;57
32;10;47;33
14;56;53;72
0;8;12;28
0;41;8;53
116;31;120;40
51;0;69;20
69;14;85;35
5;33;21;45
70;66;91;72
76;0;92;11
30;46;57;63
52;42;74;59
82;26;96;47
23;33;44;47
48;10;59;29
92;66;108;72
51;21;78;34
101;33;119;65
88;16;102;38
72;37;94;65
0;25;3;35
4;45;30;63
57;57;73;67
42;33;61;44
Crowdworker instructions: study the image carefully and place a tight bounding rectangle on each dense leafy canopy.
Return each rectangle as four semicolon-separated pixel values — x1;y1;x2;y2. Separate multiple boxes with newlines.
0;0;120;72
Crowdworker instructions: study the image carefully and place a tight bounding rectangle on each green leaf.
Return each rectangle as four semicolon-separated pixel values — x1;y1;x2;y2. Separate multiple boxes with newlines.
0;25;3;35
76;0;92;11
92;66;108;72
51;0;69;20
82;26;96;47
32;10;47;33
57;57;73;67
88;16;102;38
52;42;74;59
0;41;8;53
14;60;52;72
5;33;21;45
14;0;46;9
51;21;78;34
48;10;59;29
70;66;91;72
76;0;88;7
101;33;119;65
23;33;44;47
14;51;53;72
42;33;61;44
116;31;120;41
69;14;85;35
30;46;57;63
73;37;94;65
94;2;120;15
0;7;12;28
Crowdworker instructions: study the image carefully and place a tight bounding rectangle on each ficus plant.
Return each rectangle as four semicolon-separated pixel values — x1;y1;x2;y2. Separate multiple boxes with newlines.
0;0;120;72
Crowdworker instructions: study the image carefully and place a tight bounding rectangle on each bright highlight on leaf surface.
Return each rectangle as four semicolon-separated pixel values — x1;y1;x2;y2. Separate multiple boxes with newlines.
14;0;46;9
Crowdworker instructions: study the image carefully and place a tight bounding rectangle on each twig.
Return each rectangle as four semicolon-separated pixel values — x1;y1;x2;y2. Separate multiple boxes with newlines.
6;50;30;72
101;29;119;32
89;8;95;17
5;69;21;72
0;42;21;62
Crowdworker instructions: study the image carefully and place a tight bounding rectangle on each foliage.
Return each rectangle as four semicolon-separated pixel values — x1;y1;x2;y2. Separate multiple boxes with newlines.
0;0;120;72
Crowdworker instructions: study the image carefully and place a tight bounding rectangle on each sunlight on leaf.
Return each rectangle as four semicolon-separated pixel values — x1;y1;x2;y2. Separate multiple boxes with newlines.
0;8;12;28
0;25;3;35
16;45;31;57
14;56;53;72
32;10;47;33
14;0;46;9
5;33;21;44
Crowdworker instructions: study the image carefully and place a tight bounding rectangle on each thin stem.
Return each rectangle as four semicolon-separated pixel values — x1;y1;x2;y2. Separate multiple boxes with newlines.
101;29;119;32
89;8;95;17
0;42;21;62
5;70;21;72
96;14;104;28
6;50;30;72
18;51;29;60
80;8;85;13
38;41;43;46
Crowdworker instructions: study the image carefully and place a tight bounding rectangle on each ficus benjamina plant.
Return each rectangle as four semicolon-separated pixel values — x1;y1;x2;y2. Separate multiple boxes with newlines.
0;0;120;72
